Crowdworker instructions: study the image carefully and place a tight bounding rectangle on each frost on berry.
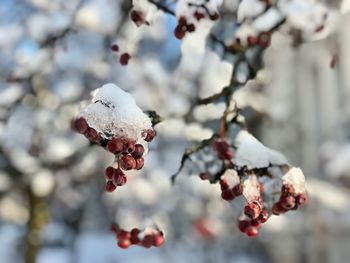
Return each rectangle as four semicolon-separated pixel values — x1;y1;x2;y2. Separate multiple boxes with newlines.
72;83;156;192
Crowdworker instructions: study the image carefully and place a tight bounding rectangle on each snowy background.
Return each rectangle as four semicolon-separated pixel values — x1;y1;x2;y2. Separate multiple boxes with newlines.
1;0;350;262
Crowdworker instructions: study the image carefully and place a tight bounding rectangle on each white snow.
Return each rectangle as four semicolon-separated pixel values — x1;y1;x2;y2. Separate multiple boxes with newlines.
252;8;284;32
133;0;159;24
234;130;288;169
282;167;306;194
79;83;152;142
242;174;260;202
237;0;266;23
220;169;240;188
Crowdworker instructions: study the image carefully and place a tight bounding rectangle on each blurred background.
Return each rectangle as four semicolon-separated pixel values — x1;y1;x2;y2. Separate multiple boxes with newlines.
1;0;350;262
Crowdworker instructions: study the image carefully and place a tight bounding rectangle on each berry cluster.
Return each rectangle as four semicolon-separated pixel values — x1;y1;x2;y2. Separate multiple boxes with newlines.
236;32;271;49
174;16;196;40
111;225;165;249
238;208;269;237
111;44;131;66
272;184;308;215
72;116;156;192
213;138;234;161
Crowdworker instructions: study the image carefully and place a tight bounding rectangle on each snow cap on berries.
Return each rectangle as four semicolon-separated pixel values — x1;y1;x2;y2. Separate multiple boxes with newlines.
242;174;260;202
78;83;152;142
234;130;288;169
282;167;307;194
220;169;240;188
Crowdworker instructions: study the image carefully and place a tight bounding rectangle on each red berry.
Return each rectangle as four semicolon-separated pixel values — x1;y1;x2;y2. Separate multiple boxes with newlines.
131;10;144;26
114;174;127;186
174;25;186;39
124;141;135;154
250;219;261;228
247;36;258;46
135;158;144;170
258;210;269;223
187;23;195;33
220;178;229;190
85;127;100;143
178;16;187;25
120;53;131;66
272;202;287;215
120;155;136;170
244;202;261;219
130;228;140;244
193;11;205;21
132;144;144;159
105;166;115;180
232;184;243;196
281;184;295;197
221;189;235;201
258;32;271;49
245;226;259;237
110;224;119;233
141;235;154;248
73;117;88;134
111;44;119;52
117;230;130;241
142;129;156;142
153;234;165;247
238;220;250;233
209;12;220;21
117;239;130;249
199;173;209;180
105;181;116;192
296;193;308;206
107;138;124;153
280;195;296;210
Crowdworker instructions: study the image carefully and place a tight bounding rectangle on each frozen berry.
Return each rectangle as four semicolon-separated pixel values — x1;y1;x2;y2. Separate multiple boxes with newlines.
117;230;130;240
130;228;140;244
245;226;258;237
105;166;115;180
144;129;156;142
296;193;308;206
247;36;258;46
244;202;261;219
111;44;119;52
272;202;287;215
107;138;124;153
193;11;205;21
221;189;235;201
199;173;209;180
174;25;186;39
141;235;154;248
232;184;243;196
132;144;144;159
187;23;195;33
281;184;295;197
220;178;229;190
73;117;88;134
105;181;116;192
117;239;130;249
135;158;144;170
120;53;131;66
114;174;127;186
120;155;136;170
280;195;296;210
238;220;250;233
85;127;100;143
153;234;165;247
131;10;144;26
258;210;269;223
209;12;220;21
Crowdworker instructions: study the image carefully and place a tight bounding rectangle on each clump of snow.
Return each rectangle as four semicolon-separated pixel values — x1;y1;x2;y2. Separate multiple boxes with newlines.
252;8;284;32
234;130;288;169
237;0;266;23
220;169;240;188
242;174;260;202
282;167;306;194
78;83;152;142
